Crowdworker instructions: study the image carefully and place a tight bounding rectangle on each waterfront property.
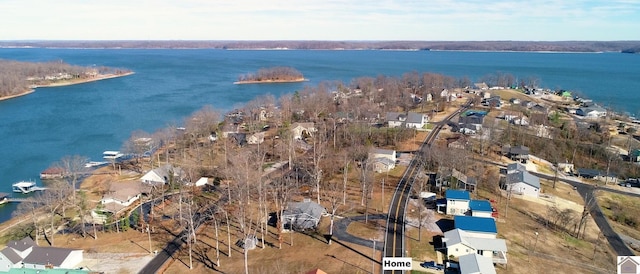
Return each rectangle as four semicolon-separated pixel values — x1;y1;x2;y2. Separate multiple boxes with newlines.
11;181;46;194
0;193;8;205
39;167;65;180
141;164;185;185
100;181;144;214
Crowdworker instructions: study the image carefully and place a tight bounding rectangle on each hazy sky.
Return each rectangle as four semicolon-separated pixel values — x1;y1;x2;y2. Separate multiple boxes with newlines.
2;0;639;40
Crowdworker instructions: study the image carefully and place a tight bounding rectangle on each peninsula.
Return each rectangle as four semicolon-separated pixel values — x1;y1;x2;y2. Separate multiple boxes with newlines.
234;66;305;84
0;59;133;101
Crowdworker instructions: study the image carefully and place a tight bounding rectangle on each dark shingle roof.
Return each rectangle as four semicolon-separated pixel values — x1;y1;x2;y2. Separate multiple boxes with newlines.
22;246;78;267
0;247;22;264
7;236;35;252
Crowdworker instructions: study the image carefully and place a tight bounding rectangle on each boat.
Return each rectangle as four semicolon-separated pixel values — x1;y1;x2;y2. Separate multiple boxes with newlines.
12;181;47;194
0;193;9;205
103;151;124;161
85;161;109;168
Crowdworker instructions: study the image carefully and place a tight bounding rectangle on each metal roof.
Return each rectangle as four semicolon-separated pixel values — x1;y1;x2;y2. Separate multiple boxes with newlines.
443;229;507;252
469;200;492;212
446;189;470;200
458;253;497;274
454;216;497;234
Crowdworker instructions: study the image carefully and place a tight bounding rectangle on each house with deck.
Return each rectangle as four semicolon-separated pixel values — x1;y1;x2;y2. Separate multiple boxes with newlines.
291;122;316;140
443;228;507;265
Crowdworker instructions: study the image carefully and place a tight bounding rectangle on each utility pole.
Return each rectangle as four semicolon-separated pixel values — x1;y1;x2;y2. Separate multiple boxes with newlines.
147;224;152;254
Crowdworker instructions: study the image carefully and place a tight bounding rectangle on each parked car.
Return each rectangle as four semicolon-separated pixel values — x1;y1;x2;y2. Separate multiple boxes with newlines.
420;261;444;271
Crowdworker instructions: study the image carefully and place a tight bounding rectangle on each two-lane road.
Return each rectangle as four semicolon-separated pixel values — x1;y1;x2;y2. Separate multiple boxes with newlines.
383;103;469;273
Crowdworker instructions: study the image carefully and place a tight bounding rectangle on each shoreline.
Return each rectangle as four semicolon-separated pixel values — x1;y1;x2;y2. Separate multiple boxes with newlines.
233;78;307;85
0;72;135;101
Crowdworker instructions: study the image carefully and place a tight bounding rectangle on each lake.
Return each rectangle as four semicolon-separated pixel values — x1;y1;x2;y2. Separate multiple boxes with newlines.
0;48;639;223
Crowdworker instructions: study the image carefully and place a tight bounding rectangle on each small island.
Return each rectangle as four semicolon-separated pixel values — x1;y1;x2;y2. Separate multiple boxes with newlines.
234;66;306;84
0;59;133;101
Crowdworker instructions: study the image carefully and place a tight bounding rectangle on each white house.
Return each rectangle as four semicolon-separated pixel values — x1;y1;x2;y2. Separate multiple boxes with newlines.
291;122;316;140
443;229;507;264
405;112;429;129
445;190;470;216
99;181;146;214
0;237;83;271
469;200;493;218
386;112;407;128
506;170;541;198
141;164;184;185
458;253;497;274
369;148;397;173
576;106;607;119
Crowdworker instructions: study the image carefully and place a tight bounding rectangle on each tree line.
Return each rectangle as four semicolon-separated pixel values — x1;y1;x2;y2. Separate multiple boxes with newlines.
237;67;304;82
0;59;130;97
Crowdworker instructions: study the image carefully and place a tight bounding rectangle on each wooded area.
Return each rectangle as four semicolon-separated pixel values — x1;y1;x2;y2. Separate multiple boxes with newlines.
0;59;130;98
2;40;640;52
237;67;304;83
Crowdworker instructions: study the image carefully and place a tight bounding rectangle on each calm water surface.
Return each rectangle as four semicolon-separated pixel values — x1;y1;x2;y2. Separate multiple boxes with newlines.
0;49;639;222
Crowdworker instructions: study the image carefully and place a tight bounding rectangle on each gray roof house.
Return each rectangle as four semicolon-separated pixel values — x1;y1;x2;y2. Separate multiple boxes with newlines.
458;253;497;274
506;169;541;198
577;105;607;119
140;164;185;185
282;199;327;231
0;237;83;271
386;112;429;129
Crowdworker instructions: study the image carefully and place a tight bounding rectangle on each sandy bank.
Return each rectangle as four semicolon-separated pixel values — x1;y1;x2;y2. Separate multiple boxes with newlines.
0;89;36;102
233;78;307;84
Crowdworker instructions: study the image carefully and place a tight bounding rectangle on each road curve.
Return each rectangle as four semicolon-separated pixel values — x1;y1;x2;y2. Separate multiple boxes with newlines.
383;103;469;274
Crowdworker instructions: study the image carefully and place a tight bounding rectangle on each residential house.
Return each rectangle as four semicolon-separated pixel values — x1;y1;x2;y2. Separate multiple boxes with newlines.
100;182;142;214
443;229;507;265
480;91;491;99
369;148;397;173
452;169;476;192
386;112;429;129
447;135;469;150
227;132;247;146
454;216;497;239
521;100;536;109
577;106;607;119
503;145;530;163
469;200;493;218
0;237;83;271
576;168;618;184
458;253;497;274
506;169;541;198
482;96;502;108
506;162;528;174
459;110;487;132
445;190;470;216
509;98;521;105
247;132;265;145
141;164;184;185
282;199;327;231
291;122;316;140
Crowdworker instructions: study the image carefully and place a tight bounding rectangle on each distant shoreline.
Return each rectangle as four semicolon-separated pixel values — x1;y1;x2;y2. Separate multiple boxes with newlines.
233;78;307;85
0;72;134;102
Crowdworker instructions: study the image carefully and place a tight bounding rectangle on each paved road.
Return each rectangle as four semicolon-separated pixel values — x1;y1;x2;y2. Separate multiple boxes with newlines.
383;103;469;274
333;214;386;250
531;171;635;256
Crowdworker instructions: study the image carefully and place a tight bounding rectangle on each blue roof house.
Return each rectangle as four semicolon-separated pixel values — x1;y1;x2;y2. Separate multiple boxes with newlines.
454;215;498;239
469;200;493;218
446;190;470;216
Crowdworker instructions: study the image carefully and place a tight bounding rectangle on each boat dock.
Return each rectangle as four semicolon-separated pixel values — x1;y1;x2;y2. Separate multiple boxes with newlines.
12;181;47;194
